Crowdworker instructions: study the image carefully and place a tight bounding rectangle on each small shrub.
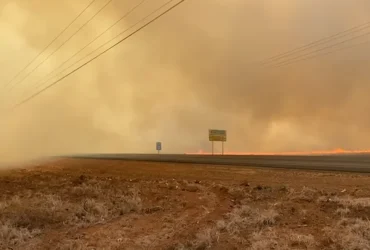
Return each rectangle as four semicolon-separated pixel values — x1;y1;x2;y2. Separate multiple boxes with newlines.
81;199;108;223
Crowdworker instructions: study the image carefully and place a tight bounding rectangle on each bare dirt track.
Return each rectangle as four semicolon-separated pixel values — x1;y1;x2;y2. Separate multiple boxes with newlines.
2;159;370;249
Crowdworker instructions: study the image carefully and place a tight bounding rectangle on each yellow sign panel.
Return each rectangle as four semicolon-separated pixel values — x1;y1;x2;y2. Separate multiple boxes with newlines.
209;129;227;142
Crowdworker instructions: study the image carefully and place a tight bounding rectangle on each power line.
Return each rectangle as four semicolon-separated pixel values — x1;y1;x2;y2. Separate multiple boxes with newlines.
261;21;370;65
2;0;96;90
13;0;185;109
7;0;113;92
271;39;370;69
22;0;147;97
24;0;163;95
268;29;370;68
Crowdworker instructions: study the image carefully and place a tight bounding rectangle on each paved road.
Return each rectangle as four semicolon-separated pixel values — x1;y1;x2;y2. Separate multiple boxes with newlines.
66;153;370;173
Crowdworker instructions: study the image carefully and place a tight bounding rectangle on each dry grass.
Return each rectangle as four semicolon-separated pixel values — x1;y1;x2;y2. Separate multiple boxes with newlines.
0;194;75;229
70;182;102;197
318;195;370;209
2;179;367;250
288;233;316;249
52;240;87;250
335;207;351;216
335;197;370;208
291;186;318;202
192;228;220;249
225;205;279;233
227;186;250;200
42;239;129;250
185;205;279;249
250;229;316;250
1;191;141;229
0;180;142;249
3;160;370;250
323;218;370;250
0;220;41;249
250;229;285;250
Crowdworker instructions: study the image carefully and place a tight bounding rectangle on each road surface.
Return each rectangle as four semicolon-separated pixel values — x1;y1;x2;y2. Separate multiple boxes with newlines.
66;153;370;173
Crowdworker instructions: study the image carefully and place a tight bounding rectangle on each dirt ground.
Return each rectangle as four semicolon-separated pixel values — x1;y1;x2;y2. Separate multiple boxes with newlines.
1;159;370;250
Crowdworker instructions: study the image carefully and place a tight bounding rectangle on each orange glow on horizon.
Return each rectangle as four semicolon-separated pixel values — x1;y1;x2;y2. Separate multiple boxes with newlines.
185;148;370;156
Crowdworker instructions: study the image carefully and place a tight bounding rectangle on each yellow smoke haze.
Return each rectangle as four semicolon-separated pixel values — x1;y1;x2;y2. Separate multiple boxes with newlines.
1;0;370;164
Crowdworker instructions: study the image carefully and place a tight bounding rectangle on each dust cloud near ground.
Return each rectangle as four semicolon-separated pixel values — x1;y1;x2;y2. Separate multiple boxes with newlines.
2;159;370;249
1;0;370;164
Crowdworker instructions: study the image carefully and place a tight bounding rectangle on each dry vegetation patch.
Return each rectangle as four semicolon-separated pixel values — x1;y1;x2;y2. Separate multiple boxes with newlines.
249;229;317;250
1;159;370;249
323;218;370;250
0;177;143;249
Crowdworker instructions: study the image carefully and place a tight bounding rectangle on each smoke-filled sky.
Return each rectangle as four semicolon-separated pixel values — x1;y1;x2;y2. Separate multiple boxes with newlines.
1;0;370;163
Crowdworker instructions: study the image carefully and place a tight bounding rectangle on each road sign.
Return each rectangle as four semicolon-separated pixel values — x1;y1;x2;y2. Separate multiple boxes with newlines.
156;142;162;153
209;129;227;155
209;129;227;142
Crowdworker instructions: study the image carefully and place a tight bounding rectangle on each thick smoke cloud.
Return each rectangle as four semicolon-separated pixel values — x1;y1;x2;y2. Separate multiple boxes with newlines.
1;0;370;164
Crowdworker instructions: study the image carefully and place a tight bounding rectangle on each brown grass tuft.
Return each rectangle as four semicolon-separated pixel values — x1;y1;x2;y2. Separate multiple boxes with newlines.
0;182;142;248
336;197;370;208
250;230;283;250
0;220;41;249
250;229;316;250
289;233;316;249
318;195;370;209
323;218;370;250
192;228;220;249
292;186;318;202
183;205;279;249
225;205;279;235
335;207;350;216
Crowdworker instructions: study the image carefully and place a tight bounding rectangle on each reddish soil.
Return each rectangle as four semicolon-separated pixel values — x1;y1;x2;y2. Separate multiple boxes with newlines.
1;159;370;249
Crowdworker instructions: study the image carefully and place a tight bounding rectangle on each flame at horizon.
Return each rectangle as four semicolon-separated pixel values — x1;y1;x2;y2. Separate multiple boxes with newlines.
2;1;370;165
186;148;370;156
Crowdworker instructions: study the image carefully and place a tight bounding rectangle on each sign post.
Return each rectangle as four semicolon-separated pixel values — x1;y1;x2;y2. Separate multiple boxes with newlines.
156;142;162;154
208;129;227;155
